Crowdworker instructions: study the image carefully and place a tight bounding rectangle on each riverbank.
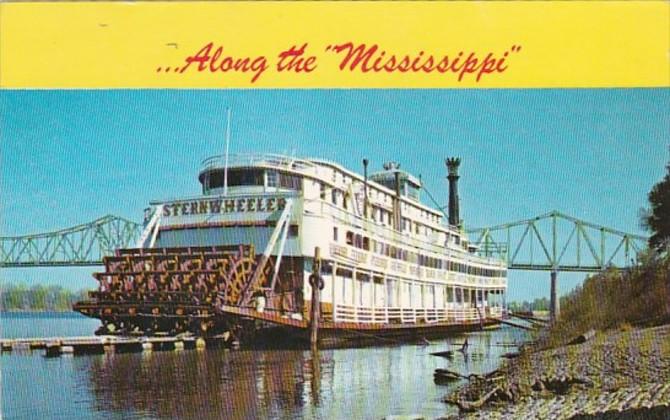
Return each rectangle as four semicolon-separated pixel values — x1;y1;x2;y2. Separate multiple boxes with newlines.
0;309;78;313
444;323;670;419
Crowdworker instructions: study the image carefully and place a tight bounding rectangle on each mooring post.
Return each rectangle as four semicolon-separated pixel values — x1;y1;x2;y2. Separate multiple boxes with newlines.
310;349;321;402
310;247;322;349
550;270;560;322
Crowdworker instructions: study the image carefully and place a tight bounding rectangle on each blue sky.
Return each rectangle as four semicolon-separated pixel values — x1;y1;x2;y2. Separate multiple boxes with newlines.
1;89;668;301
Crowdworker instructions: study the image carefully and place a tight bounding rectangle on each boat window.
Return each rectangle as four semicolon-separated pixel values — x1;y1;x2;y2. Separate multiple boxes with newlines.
267;170;278;187
407;184;420;200
356;272;369;282
207;168;264;189
288;225;299;237
331;189;338;205
321;262;333;274
278;173;302;190
320;183;326;200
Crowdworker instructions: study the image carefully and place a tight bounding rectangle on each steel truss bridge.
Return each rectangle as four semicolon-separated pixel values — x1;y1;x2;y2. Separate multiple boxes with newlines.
467;211;647;273
466;211;647;320
2;211;645;270
1;210;647;320
0;215;141;267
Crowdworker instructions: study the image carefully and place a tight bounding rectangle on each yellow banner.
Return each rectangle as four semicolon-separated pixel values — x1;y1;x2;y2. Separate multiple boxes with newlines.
1;1;668;88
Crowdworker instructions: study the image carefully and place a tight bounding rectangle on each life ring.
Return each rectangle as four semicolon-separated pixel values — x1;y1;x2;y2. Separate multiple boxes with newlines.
308;274;325;290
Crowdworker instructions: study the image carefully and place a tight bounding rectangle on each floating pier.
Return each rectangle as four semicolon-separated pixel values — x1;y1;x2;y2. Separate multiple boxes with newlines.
1;335;218;357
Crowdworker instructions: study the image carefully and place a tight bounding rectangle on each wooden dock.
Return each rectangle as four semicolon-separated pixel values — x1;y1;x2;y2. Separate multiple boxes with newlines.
0;335;228;357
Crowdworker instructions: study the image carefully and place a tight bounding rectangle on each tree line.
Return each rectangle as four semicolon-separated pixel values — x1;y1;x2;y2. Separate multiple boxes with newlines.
0;283;89;312
545;154;670;345
508;297;550;313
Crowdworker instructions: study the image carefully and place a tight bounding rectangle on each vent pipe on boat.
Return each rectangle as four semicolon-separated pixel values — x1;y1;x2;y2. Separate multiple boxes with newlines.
363;158;369;219
445;157;461;227
394;168;402;231
383;161;403;231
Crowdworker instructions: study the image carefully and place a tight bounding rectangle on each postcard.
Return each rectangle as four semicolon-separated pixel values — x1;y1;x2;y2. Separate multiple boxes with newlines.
1;1;668;419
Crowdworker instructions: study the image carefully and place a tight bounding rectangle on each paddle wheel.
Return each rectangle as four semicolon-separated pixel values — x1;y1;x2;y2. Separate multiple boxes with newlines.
73;244;275;336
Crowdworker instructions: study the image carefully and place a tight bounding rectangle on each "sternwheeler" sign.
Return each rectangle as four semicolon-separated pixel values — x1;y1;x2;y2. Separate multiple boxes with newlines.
156;197;288;218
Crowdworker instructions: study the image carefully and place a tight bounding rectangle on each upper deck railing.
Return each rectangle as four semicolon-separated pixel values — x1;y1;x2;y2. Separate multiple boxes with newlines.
200;153;319;174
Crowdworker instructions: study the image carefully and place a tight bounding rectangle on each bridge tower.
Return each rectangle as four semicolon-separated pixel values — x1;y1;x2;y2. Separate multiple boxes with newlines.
550;270;559;322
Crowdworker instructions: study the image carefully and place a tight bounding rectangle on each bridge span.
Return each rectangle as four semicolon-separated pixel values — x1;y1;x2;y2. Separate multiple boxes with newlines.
0;215;141;268
1;211;647;320
467;211;647;320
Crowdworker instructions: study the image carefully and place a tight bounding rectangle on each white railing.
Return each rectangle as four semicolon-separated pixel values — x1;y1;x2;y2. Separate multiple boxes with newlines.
328;242;506;289
321;201;507;268
201;153;318;174
332;304;491;324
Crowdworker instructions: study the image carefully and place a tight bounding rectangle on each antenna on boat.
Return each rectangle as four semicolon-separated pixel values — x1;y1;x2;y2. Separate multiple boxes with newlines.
223;107;231;196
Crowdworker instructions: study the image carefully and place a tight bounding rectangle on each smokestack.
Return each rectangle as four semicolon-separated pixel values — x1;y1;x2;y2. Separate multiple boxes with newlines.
445;157;461;226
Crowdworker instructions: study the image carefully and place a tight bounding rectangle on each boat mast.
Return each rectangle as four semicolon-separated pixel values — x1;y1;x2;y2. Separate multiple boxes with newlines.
223;108;231;196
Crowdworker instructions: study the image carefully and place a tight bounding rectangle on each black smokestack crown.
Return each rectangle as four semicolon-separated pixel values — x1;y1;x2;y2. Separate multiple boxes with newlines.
445;157;461;226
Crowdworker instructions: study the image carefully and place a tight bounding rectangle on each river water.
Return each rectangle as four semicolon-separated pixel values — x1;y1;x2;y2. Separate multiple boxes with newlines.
1;313;528;419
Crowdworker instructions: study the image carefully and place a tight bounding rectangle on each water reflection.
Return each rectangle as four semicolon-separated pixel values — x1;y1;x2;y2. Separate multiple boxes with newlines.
2;313;529;419
87;348;333;419
83;328;527;419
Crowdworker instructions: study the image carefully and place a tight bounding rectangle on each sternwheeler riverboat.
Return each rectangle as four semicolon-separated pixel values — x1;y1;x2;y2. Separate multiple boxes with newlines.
75;154;507;347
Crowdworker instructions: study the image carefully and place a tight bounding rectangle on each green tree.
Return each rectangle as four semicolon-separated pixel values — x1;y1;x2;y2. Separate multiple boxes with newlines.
30;285;48;310
644;156;670;250
2;283;27;310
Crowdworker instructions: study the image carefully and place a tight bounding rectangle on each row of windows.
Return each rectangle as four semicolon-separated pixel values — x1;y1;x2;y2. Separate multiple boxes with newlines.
336;229;505;278
322;264;504;304
322;183;441;238
267;170;302;190
204;169;303;191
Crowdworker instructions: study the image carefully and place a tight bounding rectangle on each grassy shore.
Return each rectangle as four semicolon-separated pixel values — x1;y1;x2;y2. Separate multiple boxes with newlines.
444;250;670;419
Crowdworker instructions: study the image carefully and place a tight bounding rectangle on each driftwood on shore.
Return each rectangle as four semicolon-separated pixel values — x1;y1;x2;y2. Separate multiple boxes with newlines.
446;373;595;413
434;368;464;384
446;386;502;412
568;329;596;345
500;352;520;359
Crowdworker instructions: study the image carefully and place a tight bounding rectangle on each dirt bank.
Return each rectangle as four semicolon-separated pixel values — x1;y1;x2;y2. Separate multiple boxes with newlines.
445;324;670;419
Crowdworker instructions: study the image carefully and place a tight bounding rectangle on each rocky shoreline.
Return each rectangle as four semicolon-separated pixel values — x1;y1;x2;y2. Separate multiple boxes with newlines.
444;324;670;419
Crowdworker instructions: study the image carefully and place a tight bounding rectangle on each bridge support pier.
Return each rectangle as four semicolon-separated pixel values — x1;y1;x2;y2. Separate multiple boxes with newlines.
550;270;560;322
